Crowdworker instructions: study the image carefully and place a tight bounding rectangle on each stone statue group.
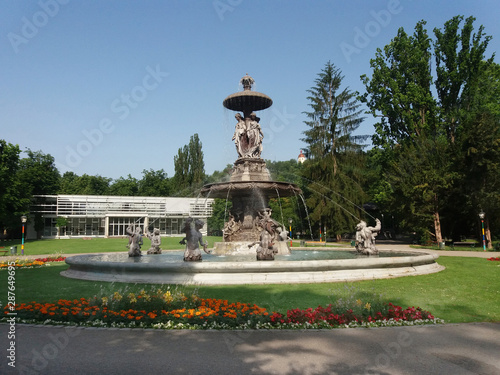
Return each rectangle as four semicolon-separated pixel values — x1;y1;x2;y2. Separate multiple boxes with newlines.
126;225;161;257
125;218;210;261
247;208;289;260
222;207;289;260
232;112;264;158
126;216;382;260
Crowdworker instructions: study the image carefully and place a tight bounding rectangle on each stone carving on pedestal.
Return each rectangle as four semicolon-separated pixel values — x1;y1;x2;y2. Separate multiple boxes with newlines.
232;113;247;158
200;74;302;260
355;219;382;255
223;214;241;242
231;112;264;159
249;226;277;260
180;218;210;261
126;225;143;257
145;228;162;254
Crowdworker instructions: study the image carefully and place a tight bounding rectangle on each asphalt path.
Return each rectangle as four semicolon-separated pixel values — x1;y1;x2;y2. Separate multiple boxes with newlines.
1;323;499;374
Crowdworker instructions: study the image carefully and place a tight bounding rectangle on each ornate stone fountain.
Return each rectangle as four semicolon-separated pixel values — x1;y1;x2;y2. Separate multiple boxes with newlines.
200;74;302;260
61;74;444;283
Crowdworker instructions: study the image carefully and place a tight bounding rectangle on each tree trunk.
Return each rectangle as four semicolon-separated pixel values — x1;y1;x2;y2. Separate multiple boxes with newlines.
433;211;442;243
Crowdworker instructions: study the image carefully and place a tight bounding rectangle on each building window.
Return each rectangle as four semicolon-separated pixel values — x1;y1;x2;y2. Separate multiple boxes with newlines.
108;217;144;237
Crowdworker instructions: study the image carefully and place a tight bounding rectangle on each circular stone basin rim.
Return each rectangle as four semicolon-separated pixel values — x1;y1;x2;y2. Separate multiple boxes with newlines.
61;253;439;276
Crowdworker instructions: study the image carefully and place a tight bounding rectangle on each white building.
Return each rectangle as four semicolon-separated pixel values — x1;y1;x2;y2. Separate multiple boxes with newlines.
298;150;306;164
29;195;213;239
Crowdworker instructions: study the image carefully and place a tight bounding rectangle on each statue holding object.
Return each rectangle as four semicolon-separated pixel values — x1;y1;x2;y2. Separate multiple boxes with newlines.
249;225;277;260
126;225;143;257
145;227;162;254
247;208;283;260
355;219;382;255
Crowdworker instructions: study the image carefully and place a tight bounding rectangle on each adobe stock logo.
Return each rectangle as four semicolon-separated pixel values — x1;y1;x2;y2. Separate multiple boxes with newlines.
261;107;296;145
59;65;169;171
8;0;70;54
340;0;404;63
213;0;243;21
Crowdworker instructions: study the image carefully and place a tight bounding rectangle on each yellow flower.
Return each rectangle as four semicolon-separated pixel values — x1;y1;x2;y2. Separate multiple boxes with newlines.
101;297;108;306
356;299;362;306
112;292;122;301
127;293;137;303
162;291;173;303
364;302;371;310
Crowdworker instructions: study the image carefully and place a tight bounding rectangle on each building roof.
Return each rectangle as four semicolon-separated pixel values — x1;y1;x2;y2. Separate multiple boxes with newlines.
31;194;213;218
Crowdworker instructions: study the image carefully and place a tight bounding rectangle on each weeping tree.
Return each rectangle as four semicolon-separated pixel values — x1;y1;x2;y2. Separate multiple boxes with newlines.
301;61;368;240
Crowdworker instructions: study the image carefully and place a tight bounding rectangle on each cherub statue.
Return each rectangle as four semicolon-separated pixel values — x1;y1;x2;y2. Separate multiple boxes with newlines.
249;224;277;261
126;225;143;257
355;218;382;255
145;227;162;254
257;208;280;240
223;214;240;242
277;226;289;241
180;218;210;261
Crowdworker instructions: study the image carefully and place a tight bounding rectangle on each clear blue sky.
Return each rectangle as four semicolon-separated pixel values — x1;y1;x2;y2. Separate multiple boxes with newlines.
2;0;499;180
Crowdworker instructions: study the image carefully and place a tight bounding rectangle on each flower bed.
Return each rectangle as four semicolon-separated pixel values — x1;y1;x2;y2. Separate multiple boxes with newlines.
2;288;443;329
0;256;66;270
487;257;500;261
270;303;438;328
34;256;66;263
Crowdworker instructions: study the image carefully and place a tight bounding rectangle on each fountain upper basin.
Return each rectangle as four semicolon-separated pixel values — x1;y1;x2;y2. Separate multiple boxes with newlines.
61;249;444;285
200;180;302;199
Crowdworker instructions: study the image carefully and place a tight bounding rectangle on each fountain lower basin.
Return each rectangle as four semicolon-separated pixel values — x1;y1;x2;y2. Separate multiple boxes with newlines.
61;249;444;285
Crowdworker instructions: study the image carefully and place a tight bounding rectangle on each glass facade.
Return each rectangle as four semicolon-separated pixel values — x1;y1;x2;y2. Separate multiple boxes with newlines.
29;195;213;239
108;217;144;237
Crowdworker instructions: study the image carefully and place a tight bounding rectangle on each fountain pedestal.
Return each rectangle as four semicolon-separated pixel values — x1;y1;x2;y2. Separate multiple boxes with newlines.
200;74;302;260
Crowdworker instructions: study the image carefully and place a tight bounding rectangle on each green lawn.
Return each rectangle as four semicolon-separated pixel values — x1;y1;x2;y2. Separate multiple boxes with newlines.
1;256;499;323
0;236;223;256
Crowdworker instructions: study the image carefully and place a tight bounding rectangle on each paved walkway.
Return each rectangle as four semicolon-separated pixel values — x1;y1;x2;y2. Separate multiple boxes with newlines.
1;244;499;374
1;323;499;374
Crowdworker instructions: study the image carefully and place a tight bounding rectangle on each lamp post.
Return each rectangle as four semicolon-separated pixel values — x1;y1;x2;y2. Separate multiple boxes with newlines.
21;215;27;255
479;211;486;252
288;218;293;248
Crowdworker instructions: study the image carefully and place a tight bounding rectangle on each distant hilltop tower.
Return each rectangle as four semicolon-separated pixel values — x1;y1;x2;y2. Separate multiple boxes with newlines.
298;150;306;164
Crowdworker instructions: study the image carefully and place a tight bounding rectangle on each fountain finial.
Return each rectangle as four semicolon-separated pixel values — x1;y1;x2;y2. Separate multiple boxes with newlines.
240;74;255;91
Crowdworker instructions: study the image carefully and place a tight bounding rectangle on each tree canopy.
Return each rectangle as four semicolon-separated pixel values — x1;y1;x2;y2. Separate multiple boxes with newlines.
360;15;497;245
